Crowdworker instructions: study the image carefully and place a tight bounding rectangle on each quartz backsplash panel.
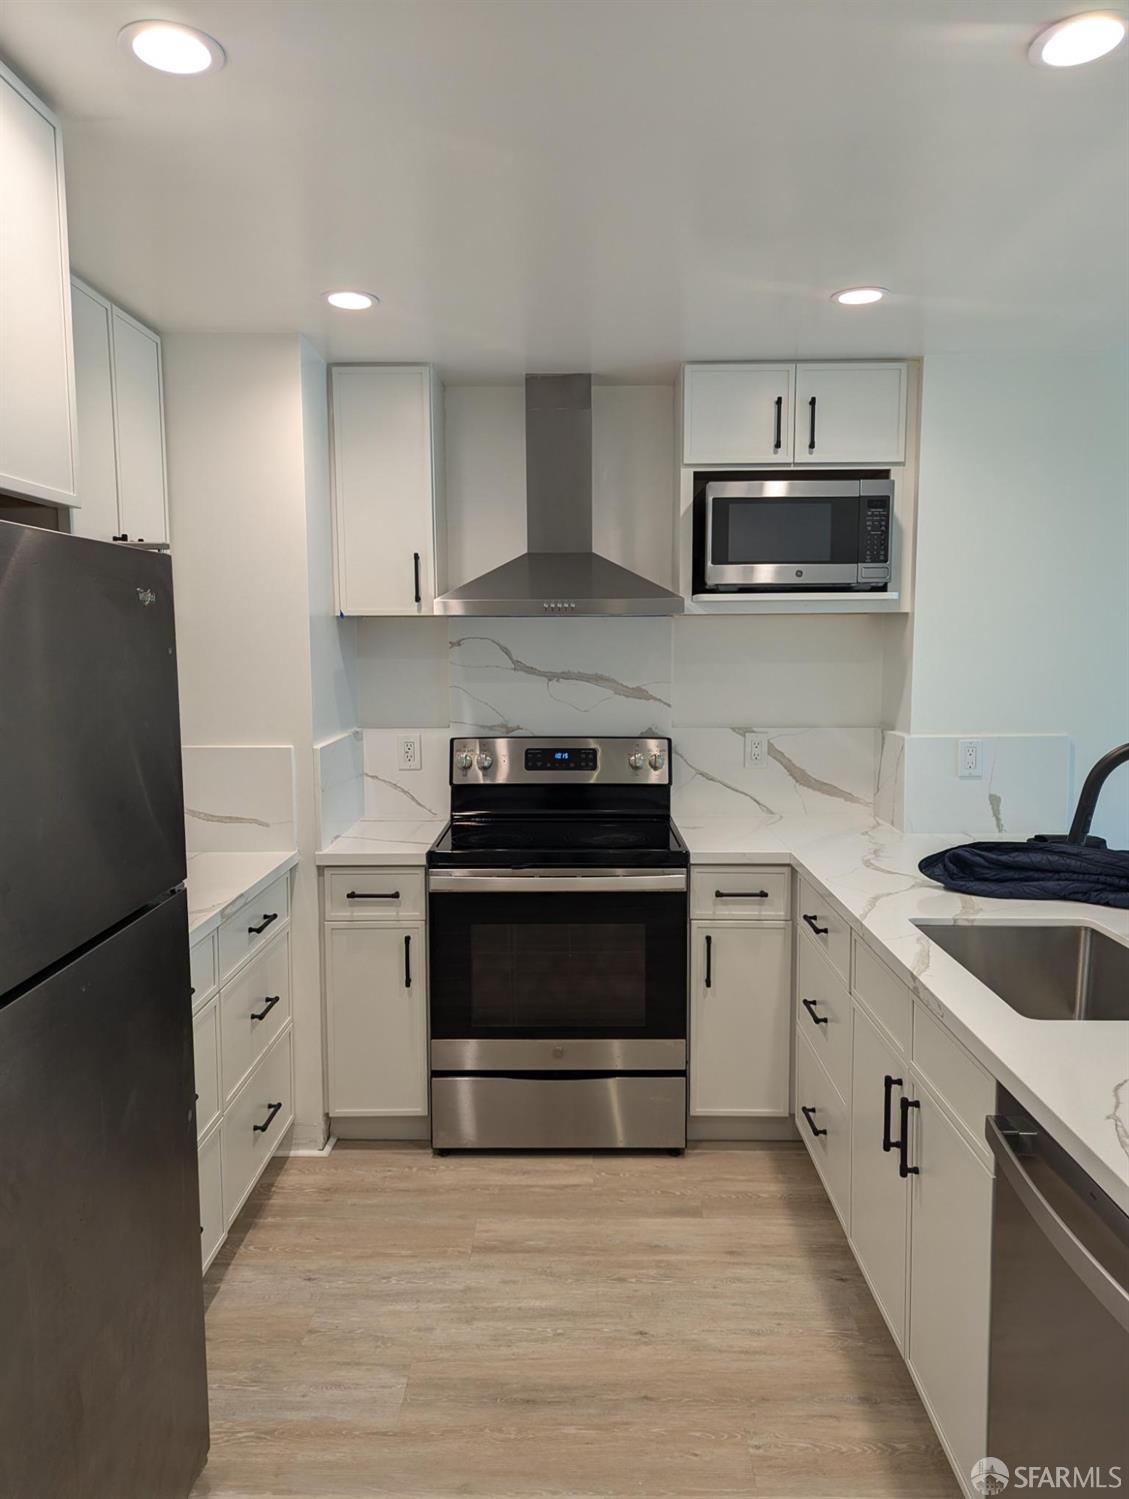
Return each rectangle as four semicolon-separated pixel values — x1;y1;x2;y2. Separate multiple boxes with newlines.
673;726;882;821
884;731;1072;839
182;744;297;854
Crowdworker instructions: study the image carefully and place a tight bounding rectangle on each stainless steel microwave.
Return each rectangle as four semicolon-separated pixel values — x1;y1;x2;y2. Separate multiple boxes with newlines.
700;478;893;592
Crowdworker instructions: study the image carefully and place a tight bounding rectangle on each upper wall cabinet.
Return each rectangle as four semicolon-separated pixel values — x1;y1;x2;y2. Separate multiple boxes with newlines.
330;365;446;615
681;361;907;468
70;279;169;546
0;62;77;506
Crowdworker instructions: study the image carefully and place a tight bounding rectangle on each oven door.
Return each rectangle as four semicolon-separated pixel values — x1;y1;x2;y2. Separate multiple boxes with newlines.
428;869;687;1071
704;479;871;590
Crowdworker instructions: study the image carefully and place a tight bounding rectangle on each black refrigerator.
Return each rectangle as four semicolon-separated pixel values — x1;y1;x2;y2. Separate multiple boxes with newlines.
0;522;209;1499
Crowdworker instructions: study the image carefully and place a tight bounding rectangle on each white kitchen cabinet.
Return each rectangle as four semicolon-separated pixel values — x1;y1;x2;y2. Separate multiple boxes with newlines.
330;364;445;614
682;364;793;464
794;1026;851;1229
70;279;169;545
326;922;428;1116
906;1071;994;1486
198;1121;225;1272
849;1003;909;1346
793;362;907;466
0;62;77;505
690;922;791;1116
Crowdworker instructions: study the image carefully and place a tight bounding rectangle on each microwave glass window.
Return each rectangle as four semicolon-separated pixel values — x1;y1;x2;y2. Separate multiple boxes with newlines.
719;500;833;563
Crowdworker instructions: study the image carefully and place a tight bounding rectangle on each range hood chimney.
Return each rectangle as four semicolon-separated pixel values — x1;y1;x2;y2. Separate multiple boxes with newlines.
435;374;683;616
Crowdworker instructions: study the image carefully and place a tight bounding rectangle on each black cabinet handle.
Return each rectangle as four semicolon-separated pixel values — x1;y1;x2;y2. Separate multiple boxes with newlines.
801;997;829;1027
802;913;829;936
253;1101;283;1134
800;1105;828;1138
773;394;783;452
413;551;422;605
808;394;817;453
882;1074;903;1153
898;1096;920;1178
704;933;712;989
404;933;412;989
248;912;278;936
250;994;281;1023
345;889;400;901
714;888;769;900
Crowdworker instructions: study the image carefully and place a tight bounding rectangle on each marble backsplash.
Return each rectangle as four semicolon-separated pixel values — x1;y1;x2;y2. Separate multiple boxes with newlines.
884;731;1072;839
673;726;882;822
315;729;364;846
182;744;297;854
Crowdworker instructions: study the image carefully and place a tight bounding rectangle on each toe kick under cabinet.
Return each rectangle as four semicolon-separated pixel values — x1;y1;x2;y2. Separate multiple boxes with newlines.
188;876;295;1273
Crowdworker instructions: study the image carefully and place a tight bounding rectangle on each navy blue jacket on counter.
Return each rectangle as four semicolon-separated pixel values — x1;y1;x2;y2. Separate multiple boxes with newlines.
919;841;1129;909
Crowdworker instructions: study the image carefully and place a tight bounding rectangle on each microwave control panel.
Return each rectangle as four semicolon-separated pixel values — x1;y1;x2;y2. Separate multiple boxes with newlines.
862;497;890;564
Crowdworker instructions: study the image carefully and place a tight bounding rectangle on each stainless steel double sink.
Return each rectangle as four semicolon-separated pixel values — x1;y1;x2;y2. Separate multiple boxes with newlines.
920;923;1129;1021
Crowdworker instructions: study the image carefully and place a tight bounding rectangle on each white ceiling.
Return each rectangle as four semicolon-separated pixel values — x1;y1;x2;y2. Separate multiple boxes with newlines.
2;0;1127;379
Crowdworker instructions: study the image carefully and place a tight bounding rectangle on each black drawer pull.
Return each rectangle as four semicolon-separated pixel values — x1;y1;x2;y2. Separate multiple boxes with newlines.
882;1074;903;1152
704;932;712;989
800;1105;827;1138
898;1096;920;1178
248;912;278;935
808;394;817;453
253;1101;283;1134
801;997;829;1026
773;394;783;452
413;551;422;605
250;994;281;1023
802;913;829;936
404;933;412;989
345;889;400;901
714;888;769;900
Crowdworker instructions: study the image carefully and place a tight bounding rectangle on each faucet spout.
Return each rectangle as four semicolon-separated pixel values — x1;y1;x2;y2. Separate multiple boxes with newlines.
1067;743;1129;846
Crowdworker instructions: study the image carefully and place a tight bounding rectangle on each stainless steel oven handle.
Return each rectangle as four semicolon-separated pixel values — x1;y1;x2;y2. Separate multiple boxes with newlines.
429;870;687;894
986;1115;1129;1333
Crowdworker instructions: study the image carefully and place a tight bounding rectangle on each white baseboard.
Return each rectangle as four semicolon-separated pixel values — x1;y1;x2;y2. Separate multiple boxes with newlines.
688;1115;799;1142
331;1115;431;1141
287;1134;338;1157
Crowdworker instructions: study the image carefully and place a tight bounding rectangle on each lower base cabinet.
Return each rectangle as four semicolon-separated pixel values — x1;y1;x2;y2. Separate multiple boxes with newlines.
222;1027;294;1226
198;1121;225;1271
850;1003;909;1345
690;921;791;1116
325;921;427;1117
794;1026;851;1228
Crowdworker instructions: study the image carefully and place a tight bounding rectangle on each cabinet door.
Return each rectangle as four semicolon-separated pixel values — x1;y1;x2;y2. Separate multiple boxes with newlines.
682;364;793;464
70;281;121;540
850;1003;908;1345
112;310;168;544
794;362;907;465
906;1074;993;1483
326;923;427;1115
690;923;791;1115
331;365;436;614
0;66;76;504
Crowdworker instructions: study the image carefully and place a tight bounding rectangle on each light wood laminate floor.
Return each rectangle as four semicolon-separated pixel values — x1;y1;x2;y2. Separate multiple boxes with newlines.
192;1143;960;1499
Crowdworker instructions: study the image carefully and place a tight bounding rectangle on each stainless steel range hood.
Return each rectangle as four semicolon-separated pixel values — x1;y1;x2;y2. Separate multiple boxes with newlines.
435;374;683;616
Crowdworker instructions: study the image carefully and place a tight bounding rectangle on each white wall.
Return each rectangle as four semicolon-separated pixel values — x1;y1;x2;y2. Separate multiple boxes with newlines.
911;349;1129;845
165;332;328;1149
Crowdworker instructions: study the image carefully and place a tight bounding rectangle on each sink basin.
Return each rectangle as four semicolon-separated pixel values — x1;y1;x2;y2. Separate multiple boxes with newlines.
920;924;1129;1021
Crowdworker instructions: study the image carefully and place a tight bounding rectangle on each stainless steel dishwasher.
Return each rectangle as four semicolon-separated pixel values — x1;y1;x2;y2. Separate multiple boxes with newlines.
986;1090;1129;1489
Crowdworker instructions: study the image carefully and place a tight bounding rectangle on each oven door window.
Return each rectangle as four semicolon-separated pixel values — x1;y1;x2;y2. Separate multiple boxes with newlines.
429;890;686;1039
713;495;859;564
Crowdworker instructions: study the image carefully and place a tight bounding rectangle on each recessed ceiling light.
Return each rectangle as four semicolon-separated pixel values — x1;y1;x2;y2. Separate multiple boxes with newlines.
119;20;225;74
1029;11;1127;66
324;291;378;311
832;287;887;306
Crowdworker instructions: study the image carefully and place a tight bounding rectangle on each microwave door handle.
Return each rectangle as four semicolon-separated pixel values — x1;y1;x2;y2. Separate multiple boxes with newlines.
773;395;783;452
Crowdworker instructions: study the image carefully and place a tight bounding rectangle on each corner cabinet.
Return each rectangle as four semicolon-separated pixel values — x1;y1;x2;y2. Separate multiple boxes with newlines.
329;365;446;614
0;62;77;505
70;279;169;545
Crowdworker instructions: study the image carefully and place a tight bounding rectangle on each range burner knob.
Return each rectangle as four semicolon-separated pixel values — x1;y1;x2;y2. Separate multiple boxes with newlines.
649;750;667;771
454;751;474;771
476;751;495;771
627;751;646;770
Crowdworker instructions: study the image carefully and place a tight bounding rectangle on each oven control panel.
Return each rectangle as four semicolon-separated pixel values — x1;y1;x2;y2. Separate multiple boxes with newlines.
450;736;671;785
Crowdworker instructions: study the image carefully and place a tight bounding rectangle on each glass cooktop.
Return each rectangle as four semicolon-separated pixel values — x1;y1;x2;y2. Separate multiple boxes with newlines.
428;815;689;869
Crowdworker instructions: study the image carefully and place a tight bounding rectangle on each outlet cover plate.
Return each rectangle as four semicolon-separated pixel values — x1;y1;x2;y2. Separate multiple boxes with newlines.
958;738;983;779
744;733;769;769
397;734;422;772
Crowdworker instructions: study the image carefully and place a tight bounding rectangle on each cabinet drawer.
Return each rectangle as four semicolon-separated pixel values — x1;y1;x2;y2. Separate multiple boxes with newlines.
796;935;852;1101
198;1122;224;1272
795;1028;850;1230
690;866;790;921
796;877;851;982
325;868;425;922
912;1005;994;1164
222;1029;293;1228
852;935;912;1054
218;873;290;981
189;932;217;1011
220;929;291;1105
192;996;221;1140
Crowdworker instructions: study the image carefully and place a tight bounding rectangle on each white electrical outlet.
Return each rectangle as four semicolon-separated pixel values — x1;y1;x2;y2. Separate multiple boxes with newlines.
397;734;422;772
958;738;983;779
744;733;769;769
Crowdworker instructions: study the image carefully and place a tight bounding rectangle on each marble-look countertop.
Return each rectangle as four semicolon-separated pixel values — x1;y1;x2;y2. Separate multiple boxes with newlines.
187;849;300;940
315;818;446;867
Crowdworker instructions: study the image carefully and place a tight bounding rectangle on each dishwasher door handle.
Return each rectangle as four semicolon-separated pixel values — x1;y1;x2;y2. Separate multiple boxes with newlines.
986;1115;1129;1334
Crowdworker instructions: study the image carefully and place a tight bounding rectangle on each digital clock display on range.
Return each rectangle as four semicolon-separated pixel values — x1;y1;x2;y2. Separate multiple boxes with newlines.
524;747;598;772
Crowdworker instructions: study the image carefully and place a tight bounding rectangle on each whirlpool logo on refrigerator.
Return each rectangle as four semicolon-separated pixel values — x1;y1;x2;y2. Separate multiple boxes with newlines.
972;1458;1124;1492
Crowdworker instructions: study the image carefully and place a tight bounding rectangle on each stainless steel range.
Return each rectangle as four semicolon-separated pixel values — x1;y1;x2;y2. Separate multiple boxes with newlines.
427;736;689;1151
